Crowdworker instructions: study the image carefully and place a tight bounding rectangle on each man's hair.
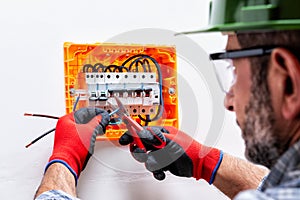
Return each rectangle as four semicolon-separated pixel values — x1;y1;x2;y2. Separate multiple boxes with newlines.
237;30;300;59
237;30;300;95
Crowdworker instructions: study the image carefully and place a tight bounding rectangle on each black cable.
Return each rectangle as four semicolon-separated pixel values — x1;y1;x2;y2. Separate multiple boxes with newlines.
83;64;94;72
123;55;164;123
128;60;147;72
138;105;163;123
143;59;151;72
119;66;129;72
122;54;149;66
24;113;59;119
113;66;129;72
25;128;56;148
144;115;150;126
93;63;105;72
104;65;119;72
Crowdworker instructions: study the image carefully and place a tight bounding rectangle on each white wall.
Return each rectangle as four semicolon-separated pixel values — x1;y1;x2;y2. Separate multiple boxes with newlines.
0;0;246;199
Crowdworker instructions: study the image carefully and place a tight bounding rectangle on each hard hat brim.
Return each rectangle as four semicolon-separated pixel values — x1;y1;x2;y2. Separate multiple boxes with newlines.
176;19;300;35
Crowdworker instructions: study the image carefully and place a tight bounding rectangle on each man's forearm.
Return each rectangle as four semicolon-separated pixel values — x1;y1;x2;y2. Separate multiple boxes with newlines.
34;163;77;198
213;153;269;199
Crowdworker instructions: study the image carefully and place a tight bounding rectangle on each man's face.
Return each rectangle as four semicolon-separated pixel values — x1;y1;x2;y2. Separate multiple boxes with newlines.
224;34;282;168
224;35;252;127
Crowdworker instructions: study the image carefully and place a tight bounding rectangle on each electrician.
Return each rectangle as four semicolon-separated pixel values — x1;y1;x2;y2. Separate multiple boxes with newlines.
34;0;300;199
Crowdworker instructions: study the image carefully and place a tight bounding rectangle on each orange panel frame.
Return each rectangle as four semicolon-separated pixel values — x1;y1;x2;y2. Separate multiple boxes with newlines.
64;42;178;140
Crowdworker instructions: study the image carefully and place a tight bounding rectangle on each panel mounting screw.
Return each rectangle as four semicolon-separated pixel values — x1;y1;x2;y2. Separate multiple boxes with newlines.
168;87;176;95
69;88;75;96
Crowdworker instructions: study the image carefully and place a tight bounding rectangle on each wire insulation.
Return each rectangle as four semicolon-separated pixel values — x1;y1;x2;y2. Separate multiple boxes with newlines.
24;113;59;119
25;128;56;148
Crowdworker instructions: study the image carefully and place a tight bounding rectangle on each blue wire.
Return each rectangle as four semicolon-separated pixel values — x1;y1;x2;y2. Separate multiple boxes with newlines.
109;108;119;116
108;118;122;125
73;95;80;112
108;108;121;125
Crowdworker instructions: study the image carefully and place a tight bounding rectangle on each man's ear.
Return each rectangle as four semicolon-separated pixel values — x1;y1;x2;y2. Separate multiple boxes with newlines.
270;48;300;120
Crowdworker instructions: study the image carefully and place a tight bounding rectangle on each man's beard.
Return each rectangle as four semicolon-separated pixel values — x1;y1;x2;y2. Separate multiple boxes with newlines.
242;74;285;169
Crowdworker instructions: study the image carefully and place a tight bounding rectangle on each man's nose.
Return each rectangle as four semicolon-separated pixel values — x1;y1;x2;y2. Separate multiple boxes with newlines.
224;87;234;112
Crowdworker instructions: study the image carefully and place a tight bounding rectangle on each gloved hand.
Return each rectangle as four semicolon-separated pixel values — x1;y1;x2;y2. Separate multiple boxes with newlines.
45;107;110;183
119;126;223;184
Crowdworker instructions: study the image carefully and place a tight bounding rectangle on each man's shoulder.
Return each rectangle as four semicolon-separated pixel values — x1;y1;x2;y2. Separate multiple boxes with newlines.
235;187;300;200
279;168;300;188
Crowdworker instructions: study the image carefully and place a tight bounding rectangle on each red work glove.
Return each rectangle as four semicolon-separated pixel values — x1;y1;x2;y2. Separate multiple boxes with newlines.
119;126;223;184
45;107;110;183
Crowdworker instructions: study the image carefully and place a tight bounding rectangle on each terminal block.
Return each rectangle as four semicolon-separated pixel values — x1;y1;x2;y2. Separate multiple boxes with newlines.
85;72;160;115
64;43;178;140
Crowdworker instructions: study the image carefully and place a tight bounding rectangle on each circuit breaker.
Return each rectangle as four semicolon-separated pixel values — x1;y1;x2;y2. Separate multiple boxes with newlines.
64;43;178;140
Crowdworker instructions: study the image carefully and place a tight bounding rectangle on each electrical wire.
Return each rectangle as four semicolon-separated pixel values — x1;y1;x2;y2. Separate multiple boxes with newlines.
24;109;119;148
104;65;119;72
94;63;105;72
83;56;153;74
83;64;94;72
24;113;59;148
144;115;150;126
113;66;129;72
73;95;80;112
25;128;56;148
143;59;151;72
125;55;164;123
24;113;59;119
128;60;147;72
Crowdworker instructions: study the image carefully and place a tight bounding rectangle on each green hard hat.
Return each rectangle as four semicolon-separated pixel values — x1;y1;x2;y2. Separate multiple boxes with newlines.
181;0;300;34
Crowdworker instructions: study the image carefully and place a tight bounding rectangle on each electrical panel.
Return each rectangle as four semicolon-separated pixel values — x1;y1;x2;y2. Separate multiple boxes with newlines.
64;42;178;140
